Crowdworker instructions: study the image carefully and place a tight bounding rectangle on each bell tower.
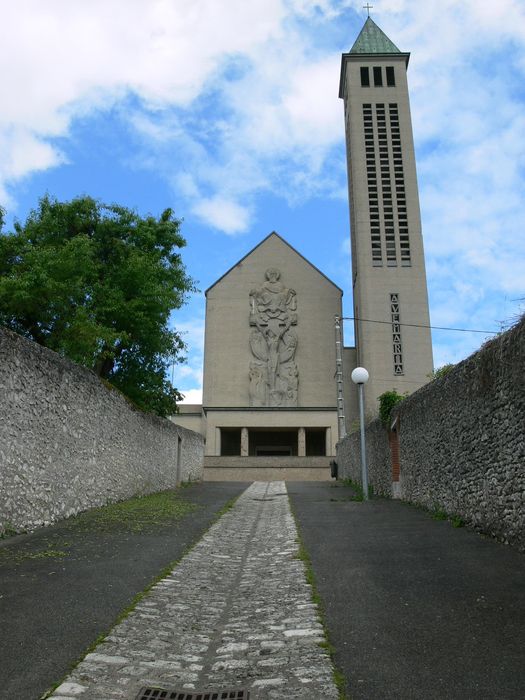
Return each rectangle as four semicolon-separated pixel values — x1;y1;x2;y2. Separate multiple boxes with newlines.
340;17;433;413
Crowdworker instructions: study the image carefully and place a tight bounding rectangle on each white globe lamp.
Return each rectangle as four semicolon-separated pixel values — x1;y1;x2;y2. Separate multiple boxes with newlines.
351;367;369;385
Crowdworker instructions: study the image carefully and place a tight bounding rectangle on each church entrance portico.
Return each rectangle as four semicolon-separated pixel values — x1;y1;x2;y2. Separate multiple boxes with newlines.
217;426;329;458
247;427;328;457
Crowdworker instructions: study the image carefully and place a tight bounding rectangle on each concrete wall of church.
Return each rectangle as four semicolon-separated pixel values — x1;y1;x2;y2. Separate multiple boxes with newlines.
203;234;342;411
170;405;205;436
0;328;204;534
336;317;525;551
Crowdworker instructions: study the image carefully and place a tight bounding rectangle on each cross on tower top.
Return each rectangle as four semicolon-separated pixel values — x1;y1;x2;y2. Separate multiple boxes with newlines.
363;3;373;16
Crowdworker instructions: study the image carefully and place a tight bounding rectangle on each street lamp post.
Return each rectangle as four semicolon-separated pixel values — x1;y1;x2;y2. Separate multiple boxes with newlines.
351;367;370;500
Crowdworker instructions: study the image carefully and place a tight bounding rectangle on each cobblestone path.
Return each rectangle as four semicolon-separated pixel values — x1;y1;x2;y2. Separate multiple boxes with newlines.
49;481;338;699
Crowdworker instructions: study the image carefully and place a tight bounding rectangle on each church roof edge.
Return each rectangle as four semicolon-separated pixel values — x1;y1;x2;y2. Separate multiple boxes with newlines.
205;231;343;295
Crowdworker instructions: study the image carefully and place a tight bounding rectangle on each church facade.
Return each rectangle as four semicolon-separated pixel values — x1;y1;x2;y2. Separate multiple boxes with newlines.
181;232;351;480
174;17;433;480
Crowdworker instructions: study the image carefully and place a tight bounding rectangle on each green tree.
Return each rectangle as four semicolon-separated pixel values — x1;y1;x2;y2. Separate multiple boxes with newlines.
0;195;195;416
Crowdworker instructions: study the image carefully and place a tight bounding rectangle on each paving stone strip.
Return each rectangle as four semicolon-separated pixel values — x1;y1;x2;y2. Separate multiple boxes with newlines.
48;481;338;700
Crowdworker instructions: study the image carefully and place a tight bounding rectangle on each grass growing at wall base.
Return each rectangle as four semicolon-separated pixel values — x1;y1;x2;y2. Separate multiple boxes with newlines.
68;488;198;533
0;547;69;565
0;487;200;565
431;507;465;528
335;478;374;502
0;523;20;539
1;486;199;543
405;501;466;529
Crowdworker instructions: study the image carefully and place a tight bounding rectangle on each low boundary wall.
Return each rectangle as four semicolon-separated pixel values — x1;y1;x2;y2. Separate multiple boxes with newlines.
337;317;525;551
0;328;204;534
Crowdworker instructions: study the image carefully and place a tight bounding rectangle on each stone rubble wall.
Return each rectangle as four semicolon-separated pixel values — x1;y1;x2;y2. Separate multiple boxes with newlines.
337;420;392;496
0;327;204;534
337;317;525;551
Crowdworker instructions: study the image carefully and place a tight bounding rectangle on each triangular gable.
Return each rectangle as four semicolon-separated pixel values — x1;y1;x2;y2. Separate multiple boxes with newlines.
205;231;343;295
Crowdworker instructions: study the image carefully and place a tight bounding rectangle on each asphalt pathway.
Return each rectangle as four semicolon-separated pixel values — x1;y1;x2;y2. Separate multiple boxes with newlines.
289;481;525;700
0;482;247;700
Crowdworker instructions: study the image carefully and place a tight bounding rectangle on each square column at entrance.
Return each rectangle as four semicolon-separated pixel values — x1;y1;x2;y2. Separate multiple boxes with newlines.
215;428;221;457
325;427;332;457
298;427;306;457
241;427;249;456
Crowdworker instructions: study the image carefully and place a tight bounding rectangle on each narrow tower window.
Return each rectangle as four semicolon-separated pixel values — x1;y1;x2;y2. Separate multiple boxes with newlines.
360;67;370;87
363;104;382;265
375;104;396;266
386;66;396;86
373;67;383;86
389;104;411;265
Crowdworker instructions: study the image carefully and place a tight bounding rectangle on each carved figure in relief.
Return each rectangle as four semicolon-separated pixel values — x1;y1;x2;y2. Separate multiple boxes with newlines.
248;268;299;407
248;362;267;406
249;268;297;325
281;362;299;405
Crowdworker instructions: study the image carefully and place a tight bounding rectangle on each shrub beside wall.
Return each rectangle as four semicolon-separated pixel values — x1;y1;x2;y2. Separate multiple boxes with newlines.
337;317;525;551
0;328;204;534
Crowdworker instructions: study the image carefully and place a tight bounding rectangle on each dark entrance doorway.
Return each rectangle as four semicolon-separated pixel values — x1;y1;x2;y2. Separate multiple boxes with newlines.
220;428;241;456
248;429;298;456
305;428;326;456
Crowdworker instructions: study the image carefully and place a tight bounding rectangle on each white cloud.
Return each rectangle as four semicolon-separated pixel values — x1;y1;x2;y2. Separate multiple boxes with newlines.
0;0;289;202
192;196;252;235
0;0;355;223
174;315;205;353
0;129;65;206
179;388;203;404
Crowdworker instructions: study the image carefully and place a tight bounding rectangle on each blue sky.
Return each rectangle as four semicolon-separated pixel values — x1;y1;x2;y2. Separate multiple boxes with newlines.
1;0;524;403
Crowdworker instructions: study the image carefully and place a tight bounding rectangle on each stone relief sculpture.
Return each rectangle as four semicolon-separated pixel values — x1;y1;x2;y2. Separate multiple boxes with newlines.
248;268;298;406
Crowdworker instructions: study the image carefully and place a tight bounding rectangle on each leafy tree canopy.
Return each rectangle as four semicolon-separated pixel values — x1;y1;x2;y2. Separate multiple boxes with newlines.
0;195;196;416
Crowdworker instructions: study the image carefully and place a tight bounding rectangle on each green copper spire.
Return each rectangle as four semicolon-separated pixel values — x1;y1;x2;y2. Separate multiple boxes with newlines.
350;17;401;54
